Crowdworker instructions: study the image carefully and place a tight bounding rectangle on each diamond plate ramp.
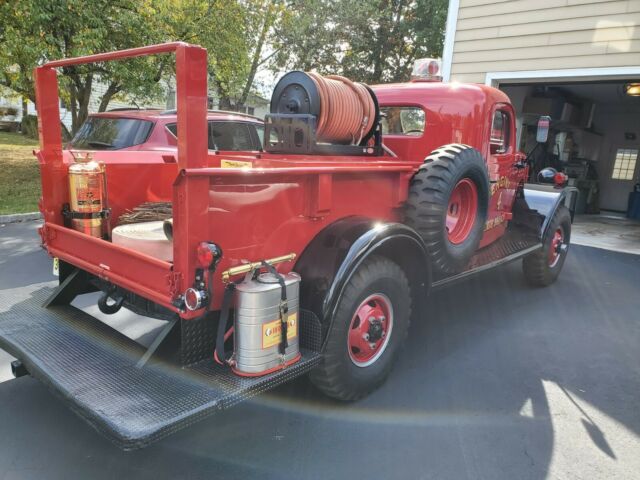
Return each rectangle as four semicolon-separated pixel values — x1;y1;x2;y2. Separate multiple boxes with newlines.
0;285;321;449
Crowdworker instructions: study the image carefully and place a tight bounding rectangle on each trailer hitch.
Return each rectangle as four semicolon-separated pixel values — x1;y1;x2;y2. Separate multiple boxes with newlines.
98;286;124;315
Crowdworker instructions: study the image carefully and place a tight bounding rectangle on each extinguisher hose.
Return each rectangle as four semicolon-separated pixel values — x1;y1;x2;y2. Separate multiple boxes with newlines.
214;282;237;365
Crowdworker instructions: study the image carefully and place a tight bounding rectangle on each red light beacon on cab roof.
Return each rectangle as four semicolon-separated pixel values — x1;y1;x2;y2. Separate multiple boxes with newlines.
411;58;443;82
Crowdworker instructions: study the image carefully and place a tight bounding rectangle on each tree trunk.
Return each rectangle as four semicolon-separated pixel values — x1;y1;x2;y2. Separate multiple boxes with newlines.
21;98;28;118
239;1;273;107
98;82;121;112
218;96;234;110
70;75;93;133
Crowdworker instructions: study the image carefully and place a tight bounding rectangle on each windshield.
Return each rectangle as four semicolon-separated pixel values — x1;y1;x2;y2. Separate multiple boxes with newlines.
69;117;153;150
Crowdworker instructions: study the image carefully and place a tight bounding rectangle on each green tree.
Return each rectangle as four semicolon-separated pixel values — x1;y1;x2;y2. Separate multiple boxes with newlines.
274;0;448;84
0;0;167;133
153;0;250;109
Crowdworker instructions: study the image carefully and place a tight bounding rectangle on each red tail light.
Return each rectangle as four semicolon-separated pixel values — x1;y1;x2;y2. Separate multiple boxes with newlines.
196;242;215;269
554;172;568;186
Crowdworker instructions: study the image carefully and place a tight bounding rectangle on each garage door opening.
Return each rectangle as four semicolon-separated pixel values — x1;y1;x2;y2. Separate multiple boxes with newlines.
500;81;640;215
496;80;640;254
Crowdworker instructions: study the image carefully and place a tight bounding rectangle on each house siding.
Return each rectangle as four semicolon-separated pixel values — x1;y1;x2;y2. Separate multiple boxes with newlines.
449;0;640;83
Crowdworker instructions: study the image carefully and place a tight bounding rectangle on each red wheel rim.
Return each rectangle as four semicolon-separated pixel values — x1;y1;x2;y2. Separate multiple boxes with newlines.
548;228;564;267
347;294;393;367
446;179;478;244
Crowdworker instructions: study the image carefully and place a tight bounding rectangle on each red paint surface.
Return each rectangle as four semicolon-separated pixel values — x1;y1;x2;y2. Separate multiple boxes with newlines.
35;43;529;319
446;179;478;245
348;294;393;366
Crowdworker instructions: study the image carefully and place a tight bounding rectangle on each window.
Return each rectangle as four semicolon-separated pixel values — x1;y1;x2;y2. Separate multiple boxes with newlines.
209;122;254;150
166;121;260;151
490;110;510;154
611;148;638;180
380;107;425;136
255;124;265;146
69;117;153;150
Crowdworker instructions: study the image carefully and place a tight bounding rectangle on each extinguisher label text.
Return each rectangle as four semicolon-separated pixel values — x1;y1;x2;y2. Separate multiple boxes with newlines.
262;312;298;349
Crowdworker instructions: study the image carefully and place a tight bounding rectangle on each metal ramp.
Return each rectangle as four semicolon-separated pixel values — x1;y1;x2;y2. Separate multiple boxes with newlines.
0;286;321;450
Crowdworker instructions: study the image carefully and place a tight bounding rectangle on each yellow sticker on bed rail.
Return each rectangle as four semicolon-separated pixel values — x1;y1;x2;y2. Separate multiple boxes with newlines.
221;159;252;169
262;312;298;349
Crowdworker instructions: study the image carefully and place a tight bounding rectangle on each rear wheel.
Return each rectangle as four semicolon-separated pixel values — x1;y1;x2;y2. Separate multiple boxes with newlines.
405;144;490;276
523;205;572;286
310;255;411;401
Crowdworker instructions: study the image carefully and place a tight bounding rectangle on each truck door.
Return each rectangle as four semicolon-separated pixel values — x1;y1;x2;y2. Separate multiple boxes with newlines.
485;104;519;235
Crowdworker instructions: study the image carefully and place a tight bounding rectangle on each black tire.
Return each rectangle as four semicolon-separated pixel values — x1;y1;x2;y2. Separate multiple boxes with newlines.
404;144;490;276
523;205;572;287
310;255;411;401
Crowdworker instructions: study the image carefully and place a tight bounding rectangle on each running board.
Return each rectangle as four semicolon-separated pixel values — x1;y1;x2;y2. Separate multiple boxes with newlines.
0;286;322;450
433;226;542;290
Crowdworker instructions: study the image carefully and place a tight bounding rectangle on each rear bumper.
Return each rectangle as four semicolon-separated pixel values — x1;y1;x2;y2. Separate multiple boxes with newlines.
0;283;321;449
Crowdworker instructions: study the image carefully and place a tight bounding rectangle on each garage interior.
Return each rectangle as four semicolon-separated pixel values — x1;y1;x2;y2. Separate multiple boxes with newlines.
501;81;640;254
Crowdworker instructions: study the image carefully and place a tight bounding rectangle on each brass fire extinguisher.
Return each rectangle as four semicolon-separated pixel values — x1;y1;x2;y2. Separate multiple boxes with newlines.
68;154;108;238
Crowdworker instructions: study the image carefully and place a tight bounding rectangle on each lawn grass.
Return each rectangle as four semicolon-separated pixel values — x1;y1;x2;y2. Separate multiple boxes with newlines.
0;131;41;215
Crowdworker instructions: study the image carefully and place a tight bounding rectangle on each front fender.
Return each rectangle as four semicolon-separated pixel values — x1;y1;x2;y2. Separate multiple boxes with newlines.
514;184;578;239
294;217;431;347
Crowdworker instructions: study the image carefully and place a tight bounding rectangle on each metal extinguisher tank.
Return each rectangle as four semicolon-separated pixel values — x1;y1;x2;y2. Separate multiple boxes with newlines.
233;272;301;375
67;156;108;238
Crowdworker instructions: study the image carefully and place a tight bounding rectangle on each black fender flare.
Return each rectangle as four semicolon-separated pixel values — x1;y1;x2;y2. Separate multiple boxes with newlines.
294;217;431;348
514;184;578;240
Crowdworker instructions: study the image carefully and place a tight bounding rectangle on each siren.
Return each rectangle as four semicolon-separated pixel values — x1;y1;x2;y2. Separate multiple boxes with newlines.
411;58;443;82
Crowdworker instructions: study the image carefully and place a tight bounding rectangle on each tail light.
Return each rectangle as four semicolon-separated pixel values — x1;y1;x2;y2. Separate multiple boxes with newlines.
196;242;222;270
184;287;208;311
554;172;569;186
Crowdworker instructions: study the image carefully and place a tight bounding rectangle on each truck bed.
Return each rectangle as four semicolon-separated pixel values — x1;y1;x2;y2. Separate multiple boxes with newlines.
0;285;322;449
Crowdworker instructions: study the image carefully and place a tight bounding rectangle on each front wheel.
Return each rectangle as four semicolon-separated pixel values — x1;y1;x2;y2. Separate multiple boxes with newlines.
523;205;572;287
309;255;411;401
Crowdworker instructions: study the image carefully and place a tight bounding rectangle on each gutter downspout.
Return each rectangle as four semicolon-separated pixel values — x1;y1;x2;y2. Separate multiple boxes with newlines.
442;0;460;83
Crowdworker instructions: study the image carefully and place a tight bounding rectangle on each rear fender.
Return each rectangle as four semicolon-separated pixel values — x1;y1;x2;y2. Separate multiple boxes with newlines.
294;217;431;349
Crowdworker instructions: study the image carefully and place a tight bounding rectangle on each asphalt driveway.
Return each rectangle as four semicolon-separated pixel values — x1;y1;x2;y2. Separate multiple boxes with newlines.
0;220;639;480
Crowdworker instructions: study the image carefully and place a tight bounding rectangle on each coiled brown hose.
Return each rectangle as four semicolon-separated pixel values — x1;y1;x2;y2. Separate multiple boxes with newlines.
306;72;376;144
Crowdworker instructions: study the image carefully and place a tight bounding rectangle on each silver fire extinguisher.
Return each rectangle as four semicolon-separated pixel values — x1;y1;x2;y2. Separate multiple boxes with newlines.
215;258;301;376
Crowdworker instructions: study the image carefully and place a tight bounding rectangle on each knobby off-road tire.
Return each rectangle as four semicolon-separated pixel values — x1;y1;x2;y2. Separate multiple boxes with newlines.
404;144;490;276
523;205;572;287
310;255;411;401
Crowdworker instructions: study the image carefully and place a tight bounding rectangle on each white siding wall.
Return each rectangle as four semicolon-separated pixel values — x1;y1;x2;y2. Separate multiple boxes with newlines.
450;0;640;83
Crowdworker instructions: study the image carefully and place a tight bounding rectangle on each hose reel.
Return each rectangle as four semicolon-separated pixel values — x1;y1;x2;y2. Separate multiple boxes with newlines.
267;71;381;154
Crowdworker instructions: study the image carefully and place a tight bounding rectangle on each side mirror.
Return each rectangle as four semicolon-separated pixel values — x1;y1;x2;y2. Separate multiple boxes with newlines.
536;116;551;143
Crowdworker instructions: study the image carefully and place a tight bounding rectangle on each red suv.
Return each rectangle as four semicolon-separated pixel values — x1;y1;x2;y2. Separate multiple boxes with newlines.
68;109;265;152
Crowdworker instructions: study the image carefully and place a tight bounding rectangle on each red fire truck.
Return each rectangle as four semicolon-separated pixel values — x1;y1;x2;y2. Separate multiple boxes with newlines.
0;43;574;449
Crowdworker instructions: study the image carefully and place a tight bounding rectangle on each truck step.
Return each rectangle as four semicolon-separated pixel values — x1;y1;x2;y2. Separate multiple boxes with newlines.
433;225;542;289
0;286;322;450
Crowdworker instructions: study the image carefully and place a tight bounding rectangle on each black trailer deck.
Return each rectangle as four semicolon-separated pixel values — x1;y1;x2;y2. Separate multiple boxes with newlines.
0;286;322;449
